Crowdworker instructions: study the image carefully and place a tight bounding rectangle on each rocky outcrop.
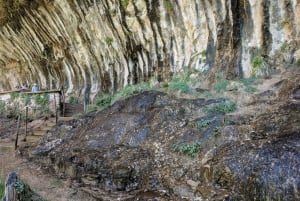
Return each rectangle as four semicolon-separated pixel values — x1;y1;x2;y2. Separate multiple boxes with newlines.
0;0;299;98
29;69;300;200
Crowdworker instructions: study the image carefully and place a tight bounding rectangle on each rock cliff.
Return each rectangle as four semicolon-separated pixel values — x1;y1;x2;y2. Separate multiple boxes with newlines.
0;0;299;98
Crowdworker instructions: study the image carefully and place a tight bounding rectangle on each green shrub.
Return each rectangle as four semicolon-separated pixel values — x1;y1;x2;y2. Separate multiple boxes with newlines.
207;101;237;114
251;55;271;78
86;105;99;113
194;119;212;130
173;142;202;158
168;81;190;93
112;82;152;103
21;94;31;105
0;177;4;199
69;96;79;104
121;0;130;7
240;77;257;93
163;0;174;13
0;100;5;114
213;80;230;92
10;92;20;101
105;37;113;46
34;94;49;106
95;94;112;109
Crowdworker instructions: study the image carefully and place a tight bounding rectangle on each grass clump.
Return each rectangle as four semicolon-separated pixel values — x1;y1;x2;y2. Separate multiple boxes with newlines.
112;82;152;103
206;101;237;114
168;81;190;93
0;100;5;114
21;93;31;105
95;94;112;109
0;177;4;199
213;80;230;92
194;119;212;130
69;96;79;104
251;55;271;78
240;77;257;93
173;142;202;158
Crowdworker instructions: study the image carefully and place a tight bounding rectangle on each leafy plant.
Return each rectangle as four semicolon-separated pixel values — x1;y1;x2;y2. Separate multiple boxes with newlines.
69;96;79;104
86;105;99;113
14;179;25;194
251;55;271;78
10;92;20;101
213;80;230;92
206;101;237;114
105;37;113;46
168;81;190;93
173;142;202;157
121;0;130;7
34;93;49;106
0;100;5;115
240;77;257;93
0;177;4;199
21;93;31;105
112;82;152;103
95;94;112;109
194;119;212;130
163;0;174;13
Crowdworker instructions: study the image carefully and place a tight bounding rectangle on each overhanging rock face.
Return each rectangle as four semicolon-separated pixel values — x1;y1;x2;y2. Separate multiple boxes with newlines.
0;0;299;96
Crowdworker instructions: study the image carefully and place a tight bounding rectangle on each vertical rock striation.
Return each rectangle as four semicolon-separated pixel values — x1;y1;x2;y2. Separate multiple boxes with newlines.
0;0;299;97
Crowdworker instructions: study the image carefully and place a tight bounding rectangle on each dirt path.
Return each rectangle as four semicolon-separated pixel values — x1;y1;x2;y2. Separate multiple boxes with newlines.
0;119;95;201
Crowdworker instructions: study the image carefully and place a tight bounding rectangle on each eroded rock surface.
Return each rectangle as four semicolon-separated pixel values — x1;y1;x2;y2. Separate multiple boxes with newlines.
29;71;300;200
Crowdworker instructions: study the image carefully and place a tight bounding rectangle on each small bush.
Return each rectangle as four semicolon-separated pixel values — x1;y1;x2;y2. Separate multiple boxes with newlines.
34;94;49;106
213;80;230;92
95;94;112;109
240;77;257;93
0;100;5;114
21;94;31;105
86;105;99;113
10;92;20;101
168;82;190;93
105;37;113;46
69;96;79;104
251;55;271;78
0;178;4;199
173;142;202;158
207;101;237;114
112;82;152;103
194;119;212;130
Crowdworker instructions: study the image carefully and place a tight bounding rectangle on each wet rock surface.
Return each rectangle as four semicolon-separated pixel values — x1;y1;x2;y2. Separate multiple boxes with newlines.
26;75;300;200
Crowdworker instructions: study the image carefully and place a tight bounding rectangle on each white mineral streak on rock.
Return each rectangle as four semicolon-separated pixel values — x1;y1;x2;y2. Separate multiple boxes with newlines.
0;0;299;96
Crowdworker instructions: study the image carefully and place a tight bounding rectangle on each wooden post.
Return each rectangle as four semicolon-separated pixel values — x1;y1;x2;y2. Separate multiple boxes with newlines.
14;114;21;150
23;107;28;141
54;94;58;124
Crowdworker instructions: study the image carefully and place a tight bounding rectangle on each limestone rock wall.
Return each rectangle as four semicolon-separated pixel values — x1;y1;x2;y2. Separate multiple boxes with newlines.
0;0;299;97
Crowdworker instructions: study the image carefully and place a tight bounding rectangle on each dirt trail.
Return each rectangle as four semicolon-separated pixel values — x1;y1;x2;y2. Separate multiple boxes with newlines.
0;119;94;201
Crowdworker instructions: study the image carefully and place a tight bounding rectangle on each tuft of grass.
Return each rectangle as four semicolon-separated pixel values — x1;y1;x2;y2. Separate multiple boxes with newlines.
121;0;130;7
95;94;112;110
105;37;113;46
0;177;4;199
69;96;79;104
112;82;152;104
194;119;212;130
240;77;257;93
168;81;190;93
206;101;237;114
213;80;230;92
251;55;271;78
173;142;202;158
0;100;5;114
163;0;174;13
86;105;99;113
21;93;31;105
